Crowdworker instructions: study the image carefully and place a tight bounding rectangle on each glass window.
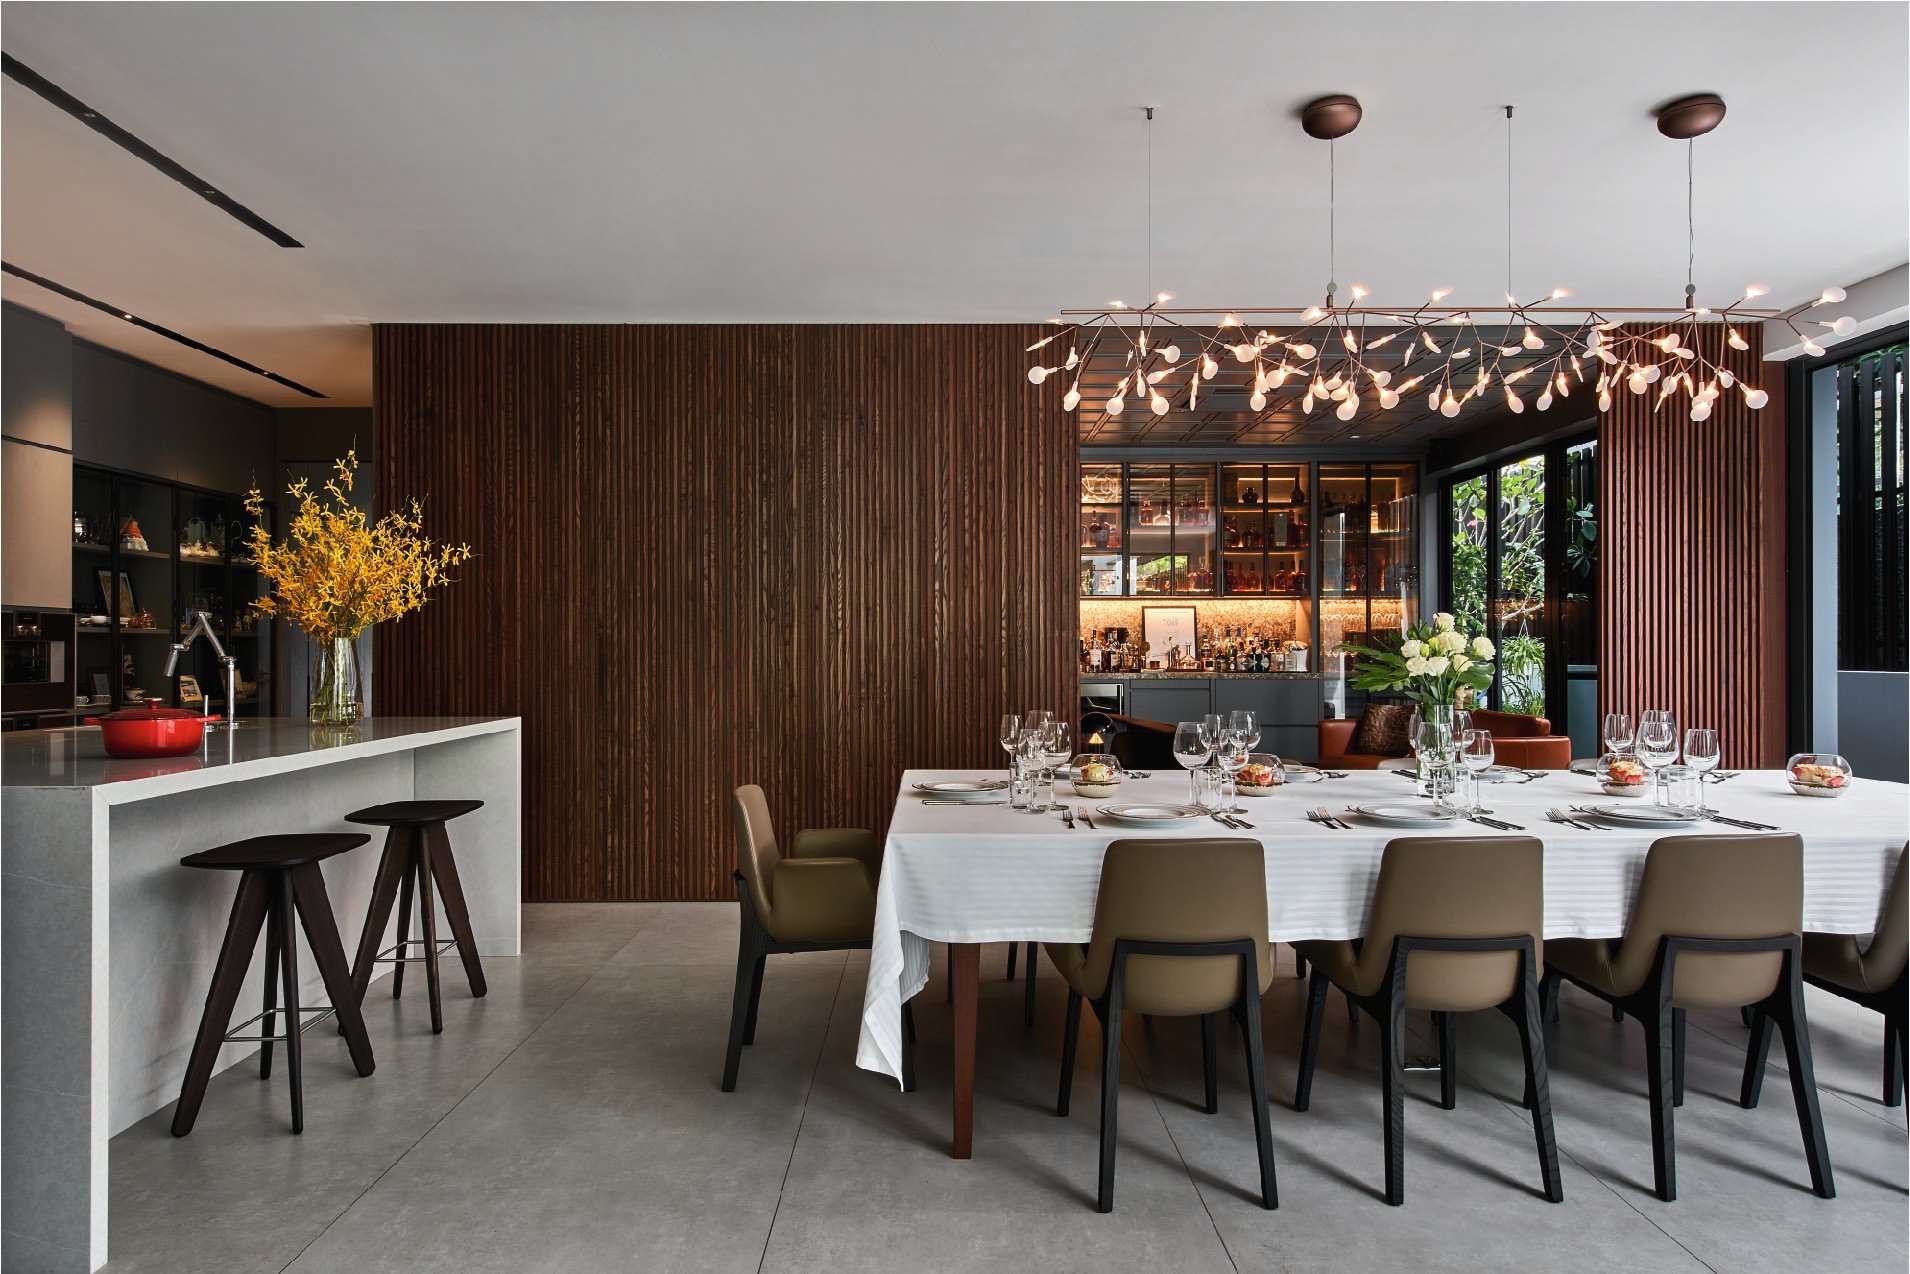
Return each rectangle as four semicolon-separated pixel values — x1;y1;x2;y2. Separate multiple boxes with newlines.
1494;456;1546;717
1448;474;1489;636
1560;441;1599;757
1836;344;1907;672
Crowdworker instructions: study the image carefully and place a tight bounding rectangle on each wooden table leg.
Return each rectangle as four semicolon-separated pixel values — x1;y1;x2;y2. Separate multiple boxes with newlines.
950;942;979;1159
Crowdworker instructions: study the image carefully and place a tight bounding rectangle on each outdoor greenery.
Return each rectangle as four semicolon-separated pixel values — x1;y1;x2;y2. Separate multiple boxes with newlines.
1448;459;1548;716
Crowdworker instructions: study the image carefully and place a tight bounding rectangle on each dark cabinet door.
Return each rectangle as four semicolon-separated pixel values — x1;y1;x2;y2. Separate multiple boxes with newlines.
1127;681;1212;726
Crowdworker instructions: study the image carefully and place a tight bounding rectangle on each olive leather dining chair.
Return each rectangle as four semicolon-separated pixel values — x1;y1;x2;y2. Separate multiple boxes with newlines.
1293;835;1562;1207
1791;844;1907;1106
1045;838;1278;1213
1543;833;1833;1203
722;785;913;1092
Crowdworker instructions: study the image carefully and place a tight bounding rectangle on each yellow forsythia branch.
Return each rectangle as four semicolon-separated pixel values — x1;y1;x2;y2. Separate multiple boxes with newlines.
244;450;472;642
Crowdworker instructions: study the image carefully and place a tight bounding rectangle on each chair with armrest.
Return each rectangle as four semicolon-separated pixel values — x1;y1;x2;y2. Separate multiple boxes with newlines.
1293;835;1561;1206
723;785;913;1092
1543;833;1832;1202
1793;844;1907;1106
1044;838;1278;1212
1317;718;1394;769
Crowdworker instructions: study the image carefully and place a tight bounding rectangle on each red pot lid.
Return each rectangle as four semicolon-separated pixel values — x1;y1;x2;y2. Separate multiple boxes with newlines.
93;705;203;721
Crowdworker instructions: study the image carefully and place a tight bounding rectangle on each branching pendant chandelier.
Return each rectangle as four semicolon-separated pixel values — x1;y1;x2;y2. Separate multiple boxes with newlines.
1027;95;1853;427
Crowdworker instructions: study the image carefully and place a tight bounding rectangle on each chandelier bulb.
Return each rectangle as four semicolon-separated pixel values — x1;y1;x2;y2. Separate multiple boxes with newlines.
1550;287;1571;300
1062;388;1081;411
1249;392;1268;412
1149;393;1170;416
1378;388;1400;409
1598;388;1613;412
1427;388;1441;412
1727;327;1749;351
1827;317;1856;337
1506;389;1525;414
1627;371;1649;395
1292;342;1318;359
1027;366;1049;385
1742;386;1769;409
1742;283;1769;299
1440;394;1461;419
1429;287;1453;303
1106;395;1125;416
1800;337;1825;357
1301;393;1316;415
1817;286;1847;306
1336;395;1359;421
1232;343;1255;363
1537;389;1553;412
1369;369;1391;387
1162;343;1183;363
1522;327;1544;349
1718;368;1736;388
1201;354;1219;378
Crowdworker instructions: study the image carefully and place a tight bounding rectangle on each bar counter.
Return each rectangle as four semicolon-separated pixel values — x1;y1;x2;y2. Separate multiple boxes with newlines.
1;716;522;1272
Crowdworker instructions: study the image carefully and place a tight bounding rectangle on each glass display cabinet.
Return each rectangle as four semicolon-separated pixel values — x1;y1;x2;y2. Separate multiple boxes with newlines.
1318;462;1420;712
1126;463;1217;595
1220;462;1310;596
1078;462;1125;597
70;464;275;717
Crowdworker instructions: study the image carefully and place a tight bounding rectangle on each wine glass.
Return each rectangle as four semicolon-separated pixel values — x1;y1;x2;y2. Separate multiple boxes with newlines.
1640;708;1676;736
1173;721;1213;804
1603;712;1635;756
1228;710;1260;751
998;714;1022;784
1199;713;1224;750
1216;732;1252;812
1452;708;1473;738
1025;709;1054;735
1040;721;1074;811
1683;727;1720;811
1637;719;1680;796
1459;728;1496;815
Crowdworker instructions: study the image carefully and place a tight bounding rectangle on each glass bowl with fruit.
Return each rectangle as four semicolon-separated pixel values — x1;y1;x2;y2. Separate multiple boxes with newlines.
1236;753;1288;796
1785;753;1852;798
1597;753;1652;797
1069;754;1125;799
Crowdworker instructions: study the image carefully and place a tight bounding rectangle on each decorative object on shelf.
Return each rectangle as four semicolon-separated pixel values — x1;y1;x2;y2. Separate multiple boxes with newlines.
179;517;222;560
72;511;91;544
245;450;472;726
1081;471;1120;503
1024;96;1851;428
117;517;150;553
1141;606;1198;670
96;569;136;617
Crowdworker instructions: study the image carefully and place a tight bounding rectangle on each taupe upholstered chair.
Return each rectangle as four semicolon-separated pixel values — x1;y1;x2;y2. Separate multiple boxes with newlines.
1790;844;1907;1106
1544;834;1833;1202
1045;838;1277;1212
722;785;913;1092
1293;836;1561;1207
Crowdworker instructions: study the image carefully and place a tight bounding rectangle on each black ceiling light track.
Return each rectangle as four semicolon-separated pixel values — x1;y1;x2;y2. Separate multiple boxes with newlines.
2;262;325;398
1;53;303;249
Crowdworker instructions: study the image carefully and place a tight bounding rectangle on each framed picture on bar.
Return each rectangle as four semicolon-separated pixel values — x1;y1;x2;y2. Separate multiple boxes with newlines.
1142;605;1198;670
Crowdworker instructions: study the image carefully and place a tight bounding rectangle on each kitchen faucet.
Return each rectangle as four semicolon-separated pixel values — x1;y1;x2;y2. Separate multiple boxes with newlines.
165;610;239;728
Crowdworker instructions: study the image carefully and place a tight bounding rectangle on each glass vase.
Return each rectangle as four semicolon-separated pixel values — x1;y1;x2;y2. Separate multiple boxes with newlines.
310;635;362;726
1411;703;1455;796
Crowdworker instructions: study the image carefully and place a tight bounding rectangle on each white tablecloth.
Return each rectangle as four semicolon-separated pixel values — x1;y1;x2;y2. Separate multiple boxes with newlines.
855;768;1909;1083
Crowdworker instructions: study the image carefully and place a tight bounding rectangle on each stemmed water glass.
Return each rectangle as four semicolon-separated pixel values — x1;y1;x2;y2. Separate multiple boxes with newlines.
1199;714;1224;751
1173;721;1213;804
1215;730;1251;813
1039;721;1073;812
1459;728;1496;815
1683;727;1720;811
1603;712;1635;756
1637;717;1680;796
1228;710;1261;752
999;714;1022;785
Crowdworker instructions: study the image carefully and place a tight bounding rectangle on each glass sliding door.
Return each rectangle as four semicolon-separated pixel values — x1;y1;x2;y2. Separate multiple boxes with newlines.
1559;440;1599;757
1494;456;1546;717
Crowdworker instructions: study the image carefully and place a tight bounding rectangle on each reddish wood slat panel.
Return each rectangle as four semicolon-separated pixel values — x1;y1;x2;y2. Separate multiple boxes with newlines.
1598;324;1787;768
373;325;1077;900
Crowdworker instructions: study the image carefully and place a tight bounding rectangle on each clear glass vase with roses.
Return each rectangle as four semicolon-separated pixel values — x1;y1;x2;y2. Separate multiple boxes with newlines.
1337;612;1498;792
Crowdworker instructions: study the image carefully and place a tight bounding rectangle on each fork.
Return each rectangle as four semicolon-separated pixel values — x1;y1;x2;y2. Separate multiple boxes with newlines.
1060;806;1076;829
1309;806;1350;831
1547;807;1597;830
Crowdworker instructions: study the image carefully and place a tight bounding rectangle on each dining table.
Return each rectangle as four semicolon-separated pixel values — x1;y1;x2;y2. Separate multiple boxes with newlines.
855;764;1909;1160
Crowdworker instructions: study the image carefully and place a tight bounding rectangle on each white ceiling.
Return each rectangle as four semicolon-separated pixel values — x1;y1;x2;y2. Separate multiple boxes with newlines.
2;1;1906;408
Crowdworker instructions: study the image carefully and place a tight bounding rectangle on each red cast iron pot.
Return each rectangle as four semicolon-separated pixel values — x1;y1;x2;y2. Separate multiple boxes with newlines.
85;706;222;758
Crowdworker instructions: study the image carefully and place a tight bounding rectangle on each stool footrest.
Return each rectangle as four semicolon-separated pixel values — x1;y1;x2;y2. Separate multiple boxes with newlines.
374;938;459;965
225;1003;336;1045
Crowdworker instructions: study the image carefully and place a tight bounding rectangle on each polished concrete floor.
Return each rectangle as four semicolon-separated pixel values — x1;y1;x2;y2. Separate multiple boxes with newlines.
105;904;1907;1273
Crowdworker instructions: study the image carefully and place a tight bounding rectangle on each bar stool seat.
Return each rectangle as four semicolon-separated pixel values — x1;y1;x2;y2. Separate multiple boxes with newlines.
346;799;487;1035
172;833;376;1137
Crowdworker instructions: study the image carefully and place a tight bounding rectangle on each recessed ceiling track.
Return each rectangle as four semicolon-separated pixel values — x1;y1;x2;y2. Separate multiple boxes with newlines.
2;262;325;398
1;53;304;249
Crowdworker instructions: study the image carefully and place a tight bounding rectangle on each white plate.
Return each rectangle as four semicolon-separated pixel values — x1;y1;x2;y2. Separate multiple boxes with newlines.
1474;765;1537;783
913;780;1008;802
1349;803;1466;828
1581;803;1706;825
1095;803;1208;826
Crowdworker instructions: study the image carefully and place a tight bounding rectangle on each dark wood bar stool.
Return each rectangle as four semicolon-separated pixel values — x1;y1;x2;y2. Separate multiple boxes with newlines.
171;834;377;1137
346;799;488;1034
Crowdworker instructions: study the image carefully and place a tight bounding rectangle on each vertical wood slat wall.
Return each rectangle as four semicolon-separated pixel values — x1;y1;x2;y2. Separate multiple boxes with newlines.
1598;324;1788;767
373;325;1077;901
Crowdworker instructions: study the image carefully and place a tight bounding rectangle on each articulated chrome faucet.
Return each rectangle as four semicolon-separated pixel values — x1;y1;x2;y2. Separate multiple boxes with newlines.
165;610;239;727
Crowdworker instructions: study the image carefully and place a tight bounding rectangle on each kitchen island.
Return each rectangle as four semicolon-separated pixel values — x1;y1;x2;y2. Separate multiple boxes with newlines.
1;716;521;1272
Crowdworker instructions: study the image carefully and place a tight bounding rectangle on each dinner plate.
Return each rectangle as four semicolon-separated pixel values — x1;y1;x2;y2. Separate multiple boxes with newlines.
1348;803;1466;828
913;780;1009;802
1095;803;1208;826
1580;803;1706;825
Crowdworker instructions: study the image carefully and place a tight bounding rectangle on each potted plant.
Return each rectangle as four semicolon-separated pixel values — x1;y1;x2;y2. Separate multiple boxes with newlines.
1338;612;1497;783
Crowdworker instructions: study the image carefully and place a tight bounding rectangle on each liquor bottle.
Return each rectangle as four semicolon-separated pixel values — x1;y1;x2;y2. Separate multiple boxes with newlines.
1246;522;1264;549
1224;517;1239;548
1193;556;1213;591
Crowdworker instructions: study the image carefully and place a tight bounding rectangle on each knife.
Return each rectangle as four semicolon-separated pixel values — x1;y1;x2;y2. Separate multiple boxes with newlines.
1470;814;1526;831
1706;813;1780;831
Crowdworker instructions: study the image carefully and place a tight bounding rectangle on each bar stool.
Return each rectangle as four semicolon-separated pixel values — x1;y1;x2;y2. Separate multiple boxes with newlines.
171;833;377;1137
346;799;488;1034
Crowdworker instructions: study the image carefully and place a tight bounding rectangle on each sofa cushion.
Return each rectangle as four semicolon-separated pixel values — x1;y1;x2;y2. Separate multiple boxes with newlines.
1350;703;1415;758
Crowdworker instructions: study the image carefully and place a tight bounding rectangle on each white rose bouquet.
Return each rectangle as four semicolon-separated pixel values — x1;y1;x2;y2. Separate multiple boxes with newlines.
1336;611;1496;710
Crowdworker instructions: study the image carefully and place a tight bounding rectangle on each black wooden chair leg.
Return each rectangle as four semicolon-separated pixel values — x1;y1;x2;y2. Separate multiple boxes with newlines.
1883;1000;1906;1108
1057;989;1082;1116
741;956;766;1045
1644;999;1676;1202
1773;966;1836;1198
273;874;305;1135
259;908;280;1082
1346;989;1358;1024
1672;1007;1687;1107
1612;1000;1625;1023
414;841;445;1035
1295;949;1307;979
1514;970;1564;1201
720;937;757;1093
900;1001;917;1094
1023;943;1037;1028
1240;983;1278;1210
1541;972;1561;1025
1379;992;1407;1205
391;856;415;1001
1293;971;1328;1112
1201;1012;1219;1114
1436;1011;1458;1110
1097;993;1124;1213
1741;1006;1774;1108
1006;941;1017;980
